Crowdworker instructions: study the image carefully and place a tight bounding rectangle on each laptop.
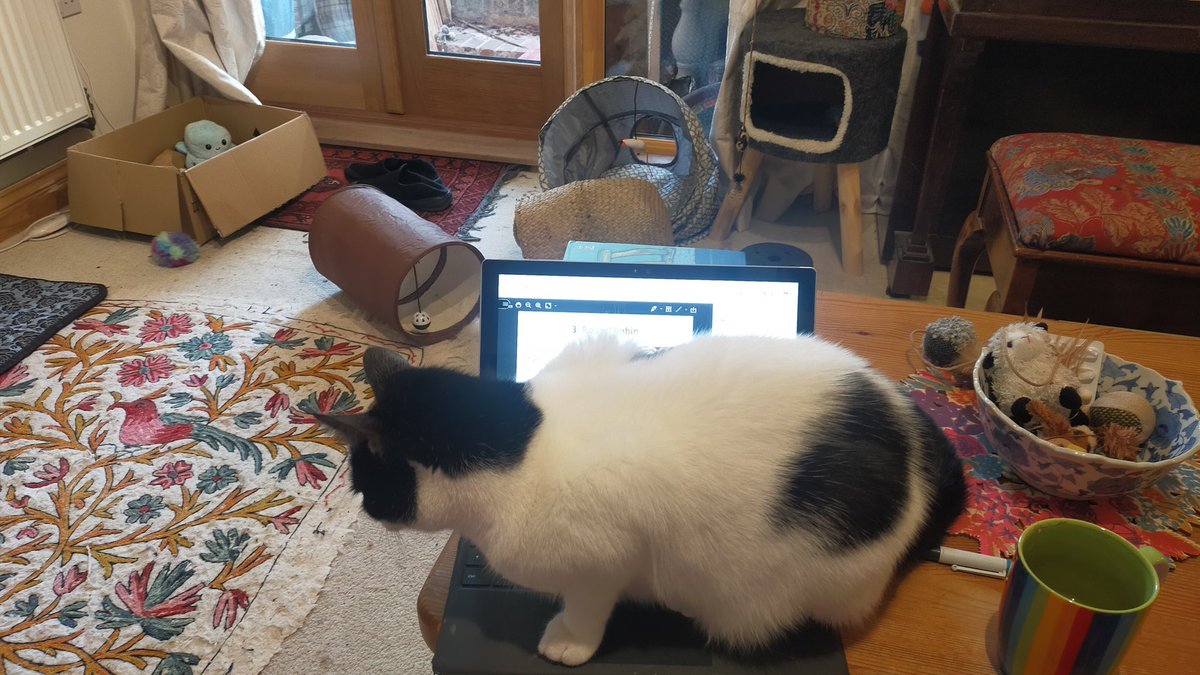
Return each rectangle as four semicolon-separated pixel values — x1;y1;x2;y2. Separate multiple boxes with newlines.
478;259;817;381
433;259;847;674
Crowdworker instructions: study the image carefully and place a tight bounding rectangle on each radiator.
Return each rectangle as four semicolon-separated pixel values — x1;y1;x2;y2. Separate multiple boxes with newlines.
0;1;90;160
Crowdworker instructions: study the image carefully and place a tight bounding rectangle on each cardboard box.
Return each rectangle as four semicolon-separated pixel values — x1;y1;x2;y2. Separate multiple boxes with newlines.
68;97;326;243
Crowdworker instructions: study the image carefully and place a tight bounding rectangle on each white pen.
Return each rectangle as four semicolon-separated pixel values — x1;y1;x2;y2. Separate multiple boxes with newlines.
924;546;1010;579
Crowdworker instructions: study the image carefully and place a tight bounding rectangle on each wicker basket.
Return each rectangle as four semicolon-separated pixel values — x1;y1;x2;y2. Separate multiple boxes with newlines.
514;178;673;259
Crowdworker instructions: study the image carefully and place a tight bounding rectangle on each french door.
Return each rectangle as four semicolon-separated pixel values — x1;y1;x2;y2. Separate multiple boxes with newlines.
247;1;599;156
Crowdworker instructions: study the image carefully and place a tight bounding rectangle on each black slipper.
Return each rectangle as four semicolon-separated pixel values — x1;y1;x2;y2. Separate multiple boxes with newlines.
344;157;441;184
360;165;454;212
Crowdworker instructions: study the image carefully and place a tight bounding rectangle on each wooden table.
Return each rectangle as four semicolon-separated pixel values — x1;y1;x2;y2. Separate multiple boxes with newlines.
417;291;1200;673
883;0;1200;298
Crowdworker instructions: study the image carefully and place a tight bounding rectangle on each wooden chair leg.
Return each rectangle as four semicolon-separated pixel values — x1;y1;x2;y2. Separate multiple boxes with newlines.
999;260;1041;317
708;148;764;243
813;164;835;213
946;210;986;307
836;163;863;276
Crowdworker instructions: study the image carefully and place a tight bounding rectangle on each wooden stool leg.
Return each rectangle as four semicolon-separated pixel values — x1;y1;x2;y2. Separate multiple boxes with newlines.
836;163;863;276
946;211;986;307
813;164;835;213
708;148;764;242
999;261;1040;317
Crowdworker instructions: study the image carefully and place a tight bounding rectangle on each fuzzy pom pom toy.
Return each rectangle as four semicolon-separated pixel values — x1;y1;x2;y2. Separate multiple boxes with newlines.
150;232;200;268
921;316;979;374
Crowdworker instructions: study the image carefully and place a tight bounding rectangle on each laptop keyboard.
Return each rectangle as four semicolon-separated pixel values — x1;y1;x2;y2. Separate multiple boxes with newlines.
460;541;517;589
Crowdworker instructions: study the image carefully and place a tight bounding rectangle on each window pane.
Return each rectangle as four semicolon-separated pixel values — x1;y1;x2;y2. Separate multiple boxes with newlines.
426;0;541;64
262;0;357;46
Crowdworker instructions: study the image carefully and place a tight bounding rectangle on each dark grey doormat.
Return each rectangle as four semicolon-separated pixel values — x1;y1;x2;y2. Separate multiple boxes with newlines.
0;273;107;374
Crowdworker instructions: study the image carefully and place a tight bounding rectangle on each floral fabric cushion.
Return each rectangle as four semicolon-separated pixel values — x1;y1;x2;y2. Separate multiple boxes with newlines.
990;133;1200;264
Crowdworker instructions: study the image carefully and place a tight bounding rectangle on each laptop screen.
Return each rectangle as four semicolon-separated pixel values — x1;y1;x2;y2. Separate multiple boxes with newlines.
479;260;816;382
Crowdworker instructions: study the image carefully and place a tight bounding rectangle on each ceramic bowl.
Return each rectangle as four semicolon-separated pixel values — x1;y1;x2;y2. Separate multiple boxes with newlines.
973;353;1200;499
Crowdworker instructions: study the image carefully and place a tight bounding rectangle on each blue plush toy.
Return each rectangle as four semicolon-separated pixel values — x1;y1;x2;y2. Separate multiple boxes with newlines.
175;120;234;168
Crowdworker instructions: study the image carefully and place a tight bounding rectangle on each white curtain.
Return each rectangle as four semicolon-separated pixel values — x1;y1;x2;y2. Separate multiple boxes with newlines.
711;0;926;222
134;0;266;119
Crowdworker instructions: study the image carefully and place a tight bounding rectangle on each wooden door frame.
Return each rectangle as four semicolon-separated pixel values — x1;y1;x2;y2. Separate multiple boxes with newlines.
246;0;606;164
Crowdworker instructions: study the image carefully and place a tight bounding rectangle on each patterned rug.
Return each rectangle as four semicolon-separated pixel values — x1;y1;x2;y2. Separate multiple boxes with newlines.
255;145;517;240
904;370;1200;560
0;301;419;673
1;274;106;375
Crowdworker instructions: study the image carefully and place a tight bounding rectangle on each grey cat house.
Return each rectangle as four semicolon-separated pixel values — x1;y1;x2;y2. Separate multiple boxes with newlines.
710;9;907;276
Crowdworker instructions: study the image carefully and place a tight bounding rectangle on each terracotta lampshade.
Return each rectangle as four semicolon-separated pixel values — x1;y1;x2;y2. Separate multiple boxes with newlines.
308;185;483;345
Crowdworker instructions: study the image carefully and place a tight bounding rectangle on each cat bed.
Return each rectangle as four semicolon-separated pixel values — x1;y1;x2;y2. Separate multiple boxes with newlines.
738;9;907;164
514;178;673;260
538;76;720;243
308;185;483;345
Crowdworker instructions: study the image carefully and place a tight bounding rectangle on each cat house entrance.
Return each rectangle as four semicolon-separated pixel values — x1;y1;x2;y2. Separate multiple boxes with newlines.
745;55;850;154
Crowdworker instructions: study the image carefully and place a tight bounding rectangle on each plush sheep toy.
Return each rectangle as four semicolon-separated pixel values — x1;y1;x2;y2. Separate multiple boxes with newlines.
981;321;1087;430
175;120;234;168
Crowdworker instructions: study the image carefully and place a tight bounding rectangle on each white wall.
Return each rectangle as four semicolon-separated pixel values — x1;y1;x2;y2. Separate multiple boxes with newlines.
62;0;138;133
0;0;137;189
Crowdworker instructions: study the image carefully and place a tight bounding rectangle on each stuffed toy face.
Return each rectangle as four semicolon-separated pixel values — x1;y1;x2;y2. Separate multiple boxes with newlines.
981;321;1086;429
176;120;234;168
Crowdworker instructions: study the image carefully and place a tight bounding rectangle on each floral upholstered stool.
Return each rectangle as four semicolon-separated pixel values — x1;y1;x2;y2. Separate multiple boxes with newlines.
947;133;1200;336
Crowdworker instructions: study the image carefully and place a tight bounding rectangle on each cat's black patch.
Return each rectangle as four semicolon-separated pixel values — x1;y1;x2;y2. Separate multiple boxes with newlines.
326;360;543;526
348;441;418;524
905;410;966;560
369;366;543;477
773;373;910;549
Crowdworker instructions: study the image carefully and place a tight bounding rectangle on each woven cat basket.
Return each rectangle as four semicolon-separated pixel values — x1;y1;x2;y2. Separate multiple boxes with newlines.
514;178;673;259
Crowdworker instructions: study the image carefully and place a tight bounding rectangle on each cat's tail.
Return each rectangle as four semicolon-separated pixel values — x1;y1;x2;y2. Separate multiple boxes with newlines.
909;412;968;561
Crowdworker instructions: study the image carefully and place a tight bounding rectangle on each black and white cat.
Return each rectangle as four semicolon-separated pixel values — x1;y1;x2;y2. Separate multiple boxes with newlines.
317;334;965;666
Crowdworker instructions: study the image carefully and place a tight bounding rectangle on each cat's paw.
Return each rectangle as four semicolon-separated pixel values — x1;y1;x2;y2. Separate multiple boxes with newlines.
538;611;601;666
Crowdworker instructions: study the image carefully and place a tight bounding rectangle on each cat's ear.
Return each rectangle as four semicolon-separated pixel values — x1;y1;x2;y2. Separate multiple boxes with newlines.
315;413;381;445
363;347;411;392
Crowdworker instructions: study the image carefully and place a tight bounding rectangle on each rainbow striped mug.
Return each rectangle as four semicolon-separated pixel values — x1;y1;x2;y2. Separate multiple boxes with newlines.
999;519;1169;675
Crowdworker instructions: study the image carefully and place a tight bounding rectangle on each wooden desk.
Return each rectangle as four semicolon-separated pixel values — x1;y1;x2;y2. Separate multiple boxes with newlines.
883;0;1200;298
417;291;1200;673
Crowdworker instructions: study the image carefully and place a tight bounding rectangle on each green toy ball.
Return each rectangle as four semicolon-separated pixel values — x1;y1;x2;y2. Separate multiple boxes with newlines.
150;231;200;268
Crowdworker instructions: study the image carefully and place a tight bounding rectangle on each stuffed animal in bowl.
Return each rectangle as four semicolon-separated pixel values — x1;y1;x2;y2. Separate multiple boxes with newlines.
174;120;234;168
981;322;1088;430
974;351;1200;499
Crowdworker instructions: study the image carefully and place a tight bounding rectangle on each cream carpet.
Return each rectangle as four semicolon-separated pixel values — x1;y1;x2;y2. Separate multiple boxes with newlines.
0;168;994;674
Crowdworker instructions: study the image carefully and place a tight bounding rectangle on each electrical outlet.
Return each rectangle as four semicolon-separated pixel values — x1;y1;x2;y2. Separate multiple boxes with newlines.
58;0;82;18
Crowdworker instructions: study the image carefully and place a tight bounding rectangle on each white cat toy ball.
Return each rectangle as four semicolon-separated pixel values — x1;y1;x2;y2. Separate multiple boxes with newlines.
412;311;432;330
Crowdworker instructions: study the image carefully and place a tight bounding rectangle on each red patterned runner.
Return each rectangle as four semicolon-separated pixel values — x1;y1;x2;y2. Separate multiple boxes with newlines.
255;145;517;238
0;301;418;672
